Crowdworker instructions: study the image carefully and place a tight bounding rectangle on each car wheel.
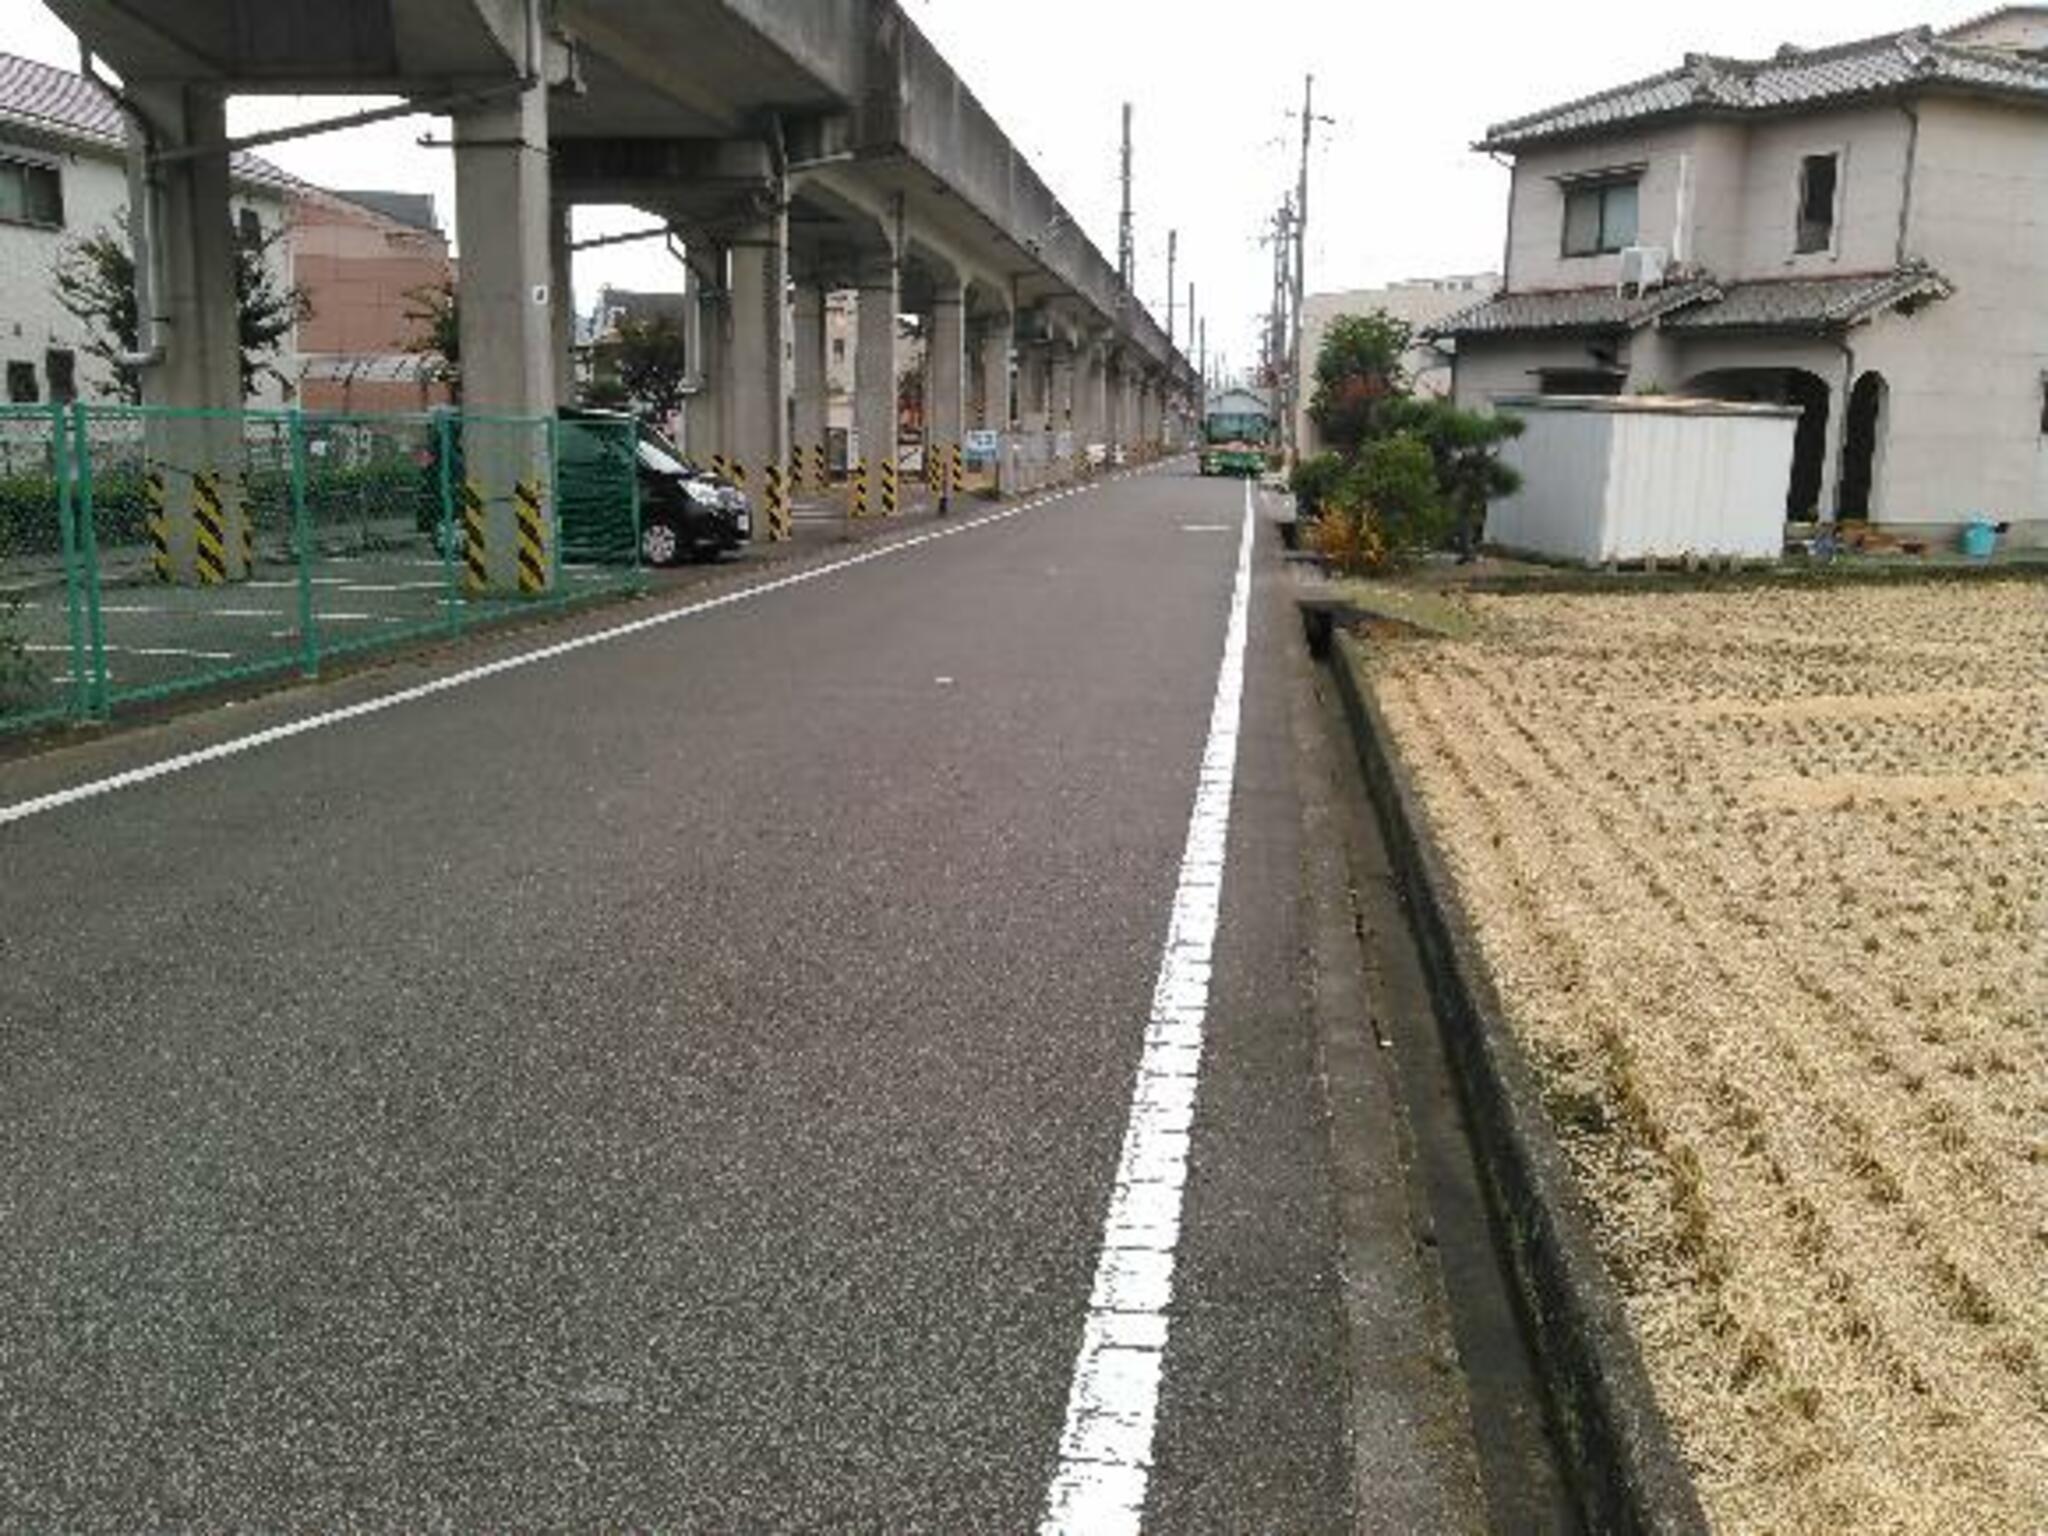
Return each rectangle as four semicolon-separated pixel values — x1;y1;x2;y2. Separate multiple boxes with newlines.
640;514;684;567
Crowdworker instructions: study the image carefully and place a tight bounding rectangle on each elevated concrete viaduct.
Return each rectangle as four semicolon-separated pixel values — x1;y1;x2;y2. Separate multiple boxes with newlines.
50;0;1198;584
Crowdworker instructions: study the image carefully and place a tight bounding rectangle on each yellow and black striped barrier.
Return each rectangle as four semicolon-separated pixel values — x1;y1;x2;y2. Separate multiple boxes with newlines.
765;463;790;542
192;469;227;585
949;441;963;496
850;459;868;519
924;446;940;494
787;449;804;494
729;460;747;493
514;477;547;594
880;458;898;516
711;452;729;481
240;492;255;574
811;443;827;487
462;478;488;593
145;469;170;583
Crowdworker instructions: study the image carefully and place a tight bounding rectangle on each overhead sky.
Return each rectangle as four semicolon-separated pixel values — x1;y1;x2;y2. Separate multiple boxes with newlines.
16;0;1940;382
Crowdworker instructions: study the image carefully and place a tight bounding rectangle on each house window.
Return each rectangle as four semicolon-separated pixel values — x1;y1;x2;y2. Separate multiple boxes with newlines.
831;337;846;364
1562;177;1639;256
1796;153;1839;254
45;348;75;403
5;361;36;403
0;156;63;228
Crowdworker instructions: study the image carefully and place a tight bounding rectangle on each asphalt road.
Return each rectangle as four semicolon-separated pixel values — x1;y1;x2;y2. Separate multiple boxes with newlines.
0;462;1508;1531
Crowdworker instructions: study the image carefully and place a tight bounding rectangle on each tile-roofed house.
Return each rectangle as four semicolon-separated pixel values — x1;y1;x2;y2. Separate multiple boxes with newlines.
1478;27;2048;150
1437;13;2048;543
0;50;299;406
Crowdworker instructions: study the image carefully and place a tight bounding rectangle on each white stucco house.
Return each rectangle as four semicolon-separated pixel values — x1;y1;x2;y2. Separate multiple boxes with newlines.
0;50;296;407
1430;9;2048;542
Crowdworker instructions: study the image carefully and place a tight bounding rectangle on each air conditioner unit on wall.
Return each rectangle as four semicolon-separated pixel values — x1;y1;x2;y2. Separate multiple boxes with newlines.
1618;246;1668;296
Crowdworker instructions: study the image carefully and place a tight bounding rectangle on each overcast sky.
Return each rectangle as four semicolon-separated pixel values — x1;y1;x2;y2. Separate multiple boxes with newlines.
16;0;1939;381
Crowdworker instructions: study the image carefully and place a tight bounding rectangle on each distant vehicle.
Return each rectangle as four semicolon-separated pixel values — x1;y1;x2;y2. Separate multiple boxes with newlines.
1199;388;1274;477
418;408;751;568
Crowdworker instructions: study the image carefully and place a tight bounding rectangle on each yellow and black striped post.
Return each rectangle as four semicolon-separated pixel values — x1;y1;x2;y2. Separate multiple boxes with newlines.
461;478;488;593
811;443;827;487
711;452;729;482
240;487;255;573
851;459;869;519
145;469;170;583
729;460;747;494
765;463;790;542
924;445;940;494
949;440;963;497
880;457;898;516
191;469;228;585
787;448;804;494
514;477;547;594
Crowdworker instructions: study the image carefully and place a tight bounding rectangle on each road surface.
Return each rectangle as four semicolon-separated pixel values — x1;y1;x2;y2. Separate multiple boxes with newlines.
0;462;1547;1531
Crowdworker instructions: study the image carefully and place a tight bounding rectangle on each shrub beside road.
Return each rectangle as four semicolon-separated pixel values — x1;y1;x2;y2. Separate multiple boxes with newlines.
1361;578;2046;1535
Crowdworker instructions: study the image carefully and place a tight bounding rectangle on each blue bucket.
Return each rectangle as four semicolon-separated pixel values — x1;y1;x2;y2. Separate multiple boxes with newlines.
1959;519;1997;559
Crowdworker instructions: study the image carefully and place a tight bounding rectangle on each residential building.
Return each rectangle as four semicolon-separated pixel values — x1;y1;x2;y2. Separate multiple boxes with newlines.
291;187;452;413
0;50;296;406
1294;273;1498;453
1430;10;2048;539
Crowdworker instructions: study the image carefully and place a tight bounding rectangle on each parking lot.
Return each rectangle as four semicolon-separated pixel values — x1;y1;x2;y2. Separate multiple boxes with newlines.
4;536;631;712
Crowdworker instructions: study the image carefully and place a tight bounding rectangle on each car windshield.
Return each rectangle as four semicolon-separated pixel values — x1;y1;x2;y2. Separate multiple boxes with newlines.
637;438;691;478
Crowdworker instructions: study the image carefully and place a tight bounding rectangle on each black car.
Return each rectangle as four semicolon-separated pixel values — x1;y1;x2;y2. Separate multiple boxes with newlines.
417;409;752;567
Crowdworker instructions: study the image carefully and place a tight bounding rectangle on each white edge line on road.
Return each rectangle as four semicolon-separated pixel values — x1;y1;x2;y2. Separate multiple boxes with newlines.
0;473;1184;829
1039;474;1255;1536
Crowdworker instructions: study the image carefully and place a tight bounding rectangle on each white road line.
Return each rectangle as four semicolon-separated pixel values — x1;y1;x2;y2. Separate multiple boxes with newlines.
1039;476;1255;1536
1;487;1076;828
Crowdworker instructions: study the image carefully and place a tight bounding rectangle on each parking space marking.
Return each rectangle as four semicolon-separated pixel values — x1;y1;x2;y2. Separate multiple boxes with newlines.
26;642;237;660
1039;477;1254;1536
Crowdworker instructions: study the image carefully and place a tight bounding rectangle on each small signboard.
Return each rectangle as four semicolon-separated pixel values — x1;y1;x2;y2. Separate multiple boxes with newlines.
964;428;999;465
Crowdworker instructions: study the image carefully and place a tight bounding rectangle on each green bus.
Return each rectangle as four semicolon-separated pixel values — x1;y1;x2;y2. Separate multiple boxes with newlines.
1198;387;1274;477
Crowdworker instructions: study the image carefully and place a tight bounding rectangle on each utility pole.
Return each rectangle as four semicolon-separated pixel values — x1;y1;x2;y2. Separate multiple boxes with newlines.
1165;228;1177;346
1198;317;1207;394
1287;73;1332;465
1117;102;1135;297
1187;279;1195;370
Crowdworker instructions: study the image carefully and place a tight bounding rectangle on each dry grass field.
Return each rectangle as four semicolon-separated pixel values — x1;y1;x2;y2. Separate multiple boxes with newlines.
1362;578;2046;1535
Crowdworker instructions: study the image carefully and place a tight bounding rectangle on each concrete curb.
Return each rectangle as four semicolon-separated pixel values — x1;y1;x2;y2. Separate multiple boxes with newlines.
1325;627;1708;1536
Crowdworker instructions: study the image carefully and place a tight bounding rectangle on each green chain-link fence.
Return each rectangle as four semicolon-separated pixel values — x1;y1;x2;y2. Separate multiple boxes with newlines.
0;404;641;737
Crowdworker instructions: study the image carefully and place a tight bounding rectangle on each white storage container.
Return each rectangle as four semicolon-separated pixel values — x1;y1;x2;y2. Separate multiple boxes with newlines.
1485;395;1797;564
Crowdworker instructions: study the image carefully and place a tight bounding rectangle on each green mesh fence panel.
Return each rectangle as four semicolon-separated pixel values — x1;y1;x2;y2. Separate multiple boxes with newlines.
0;404;79;734
0;404;643;735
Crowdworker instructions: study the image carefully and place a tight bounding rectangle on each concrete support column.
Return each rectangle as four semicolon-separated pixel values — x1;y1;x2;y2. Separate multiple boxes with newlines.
928;282;965;494
978;310;1013;432
793;281;828;485
855;251;900;494
1087;348;1110;452
1050;345;1076;446
726;206;790;538
453;79;556;591
549;196;574;403
134;84;248;583
684;272;725;461
1018;342;1049;434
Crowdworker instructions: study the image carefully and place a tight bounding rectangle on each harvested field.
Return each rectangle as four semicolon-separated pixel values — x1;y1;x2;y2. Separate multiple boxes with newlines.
1361;578;2047;1535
